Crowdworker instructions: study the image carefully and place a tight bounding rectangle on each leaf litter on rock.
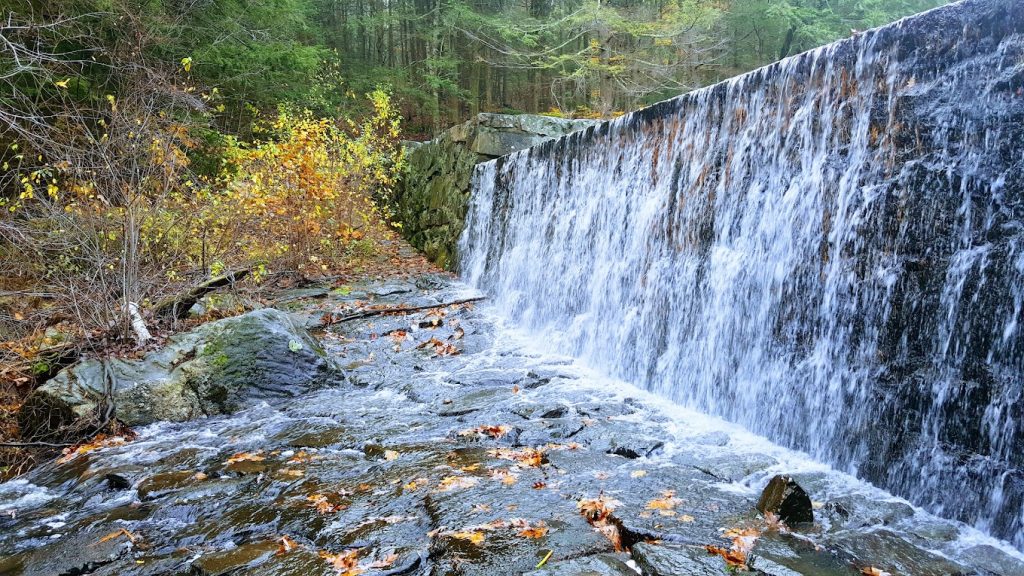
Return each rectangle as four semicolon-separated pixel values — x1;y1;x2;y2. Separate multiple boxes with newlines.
578;495;625;551
459;424;511;440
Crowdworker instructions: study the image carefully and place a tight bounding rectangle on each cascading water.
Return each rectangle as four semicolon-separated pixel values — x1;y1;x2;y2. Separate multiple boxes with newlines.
460;0;1024;548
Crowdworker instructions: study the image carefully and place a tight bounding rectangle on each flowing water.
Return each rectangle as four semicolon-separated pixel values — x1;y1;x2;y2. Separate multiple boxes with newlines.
461;0;1024;549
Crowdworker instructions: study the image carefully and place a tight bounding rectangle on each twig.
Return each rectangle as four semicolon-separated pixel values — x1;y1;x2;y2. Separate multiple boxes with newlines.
319;297;486;327
0;441;72;448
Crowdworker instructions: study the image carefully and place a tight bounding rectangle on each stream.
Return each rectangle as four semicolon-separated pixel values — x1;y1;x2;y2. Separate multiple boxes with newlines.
1;276;1022;575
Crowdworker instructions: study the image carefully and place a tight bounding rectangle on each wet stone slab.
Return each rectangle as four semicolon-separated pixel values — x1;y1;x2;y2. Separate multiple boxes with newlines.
0;277;1022;576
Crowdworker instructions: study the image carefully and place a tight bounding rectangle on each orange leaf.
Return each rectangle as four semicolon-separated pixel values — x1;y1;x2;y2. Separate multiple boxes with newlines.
519;522;549;539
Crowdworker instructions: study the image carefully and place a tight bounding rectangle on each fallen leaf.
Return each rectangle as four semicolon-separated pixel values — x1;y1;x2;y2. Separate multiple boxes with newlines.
225;451;265;465
861;568;893;576
449;531;485;545
490;468;519;485
578;496;624;551
307;494;348;514
578;496;621;522
532;481;546;489
488;447;546;467
519;521;549;539
277;535;298;555
96;528;136;545
319;549;361;574
705;545;747;568
437;476;479;492
460;425;511;439
58;434;128;464
630;470;647;478
383;450;400;461
646;491;682;511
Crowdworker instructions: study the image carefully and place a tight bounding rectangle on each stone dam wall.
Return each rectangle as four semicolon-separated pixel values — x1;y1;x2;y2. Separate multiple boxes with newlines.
393;113;596;268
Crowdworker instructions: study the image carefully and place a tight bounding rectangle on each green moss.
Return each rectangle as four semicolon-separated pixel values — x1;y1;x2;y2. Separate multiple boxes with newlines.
199;337;231;368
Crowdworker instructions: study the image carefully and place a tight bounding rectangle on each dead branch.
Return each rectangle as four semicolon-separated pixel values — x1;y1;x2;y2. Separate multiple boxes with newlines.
317;296;486;328
152;269;250;319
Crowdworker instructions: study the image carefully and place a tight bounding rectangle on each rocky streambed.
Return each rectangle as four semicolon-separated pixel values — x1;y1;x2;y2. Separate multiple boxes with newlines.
1;275;1022;576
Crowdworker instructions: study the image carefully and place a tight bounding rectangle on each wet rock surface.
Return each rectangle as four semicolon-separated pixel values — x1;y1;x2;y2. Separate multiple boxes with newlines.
0;277;1022;575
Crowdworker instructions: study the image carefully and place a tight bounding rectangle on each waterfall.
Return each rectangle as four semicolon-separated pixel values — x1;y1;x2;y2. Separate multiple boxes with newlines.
460;0;1024;548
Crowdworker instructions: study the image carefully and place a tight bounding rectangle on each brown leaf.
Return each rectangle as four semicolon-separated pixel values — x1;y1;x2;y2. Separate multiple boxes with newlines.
224;451;265;465
319;549;362;574
96;528;136;545
487;447;546;467
460;425;511;439
277;535;298;555
307;494;348;514
58;434;128;464
448;531;485;545
490;468;518;485
645;490;681;511
436;475;479;492
705;545;747;568
519;522;549;539
578;496;624;551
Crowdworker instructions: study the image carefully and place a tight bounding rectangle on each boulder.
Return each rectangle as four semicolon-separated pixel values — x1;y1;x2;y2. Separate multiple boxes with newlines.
19;309;340;438
756;475;814;525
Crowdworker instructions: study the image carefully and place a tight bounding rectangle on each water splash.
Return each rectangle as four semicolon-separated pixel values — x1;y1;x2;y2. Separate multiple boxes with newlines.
461;0;1024;547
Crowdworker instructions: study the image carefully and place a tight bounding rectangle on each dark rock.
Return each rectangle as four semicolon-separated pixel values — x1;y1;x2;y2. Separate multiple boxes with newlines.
190;539;280;575
12;527;134;576
515;417;586;446
631;543;729;576
959;544;1024;576
511;402;572;420
103;473;132;491
830;529;970;576
749;555;804;576
757;475;814;525
524;553;637;575
607;436;664;459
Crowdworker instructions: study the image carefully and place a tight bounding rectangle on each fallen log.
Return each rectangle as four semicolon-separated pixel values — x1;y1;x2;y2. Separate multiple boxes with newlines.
153;269;250;320
317;296;485;328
